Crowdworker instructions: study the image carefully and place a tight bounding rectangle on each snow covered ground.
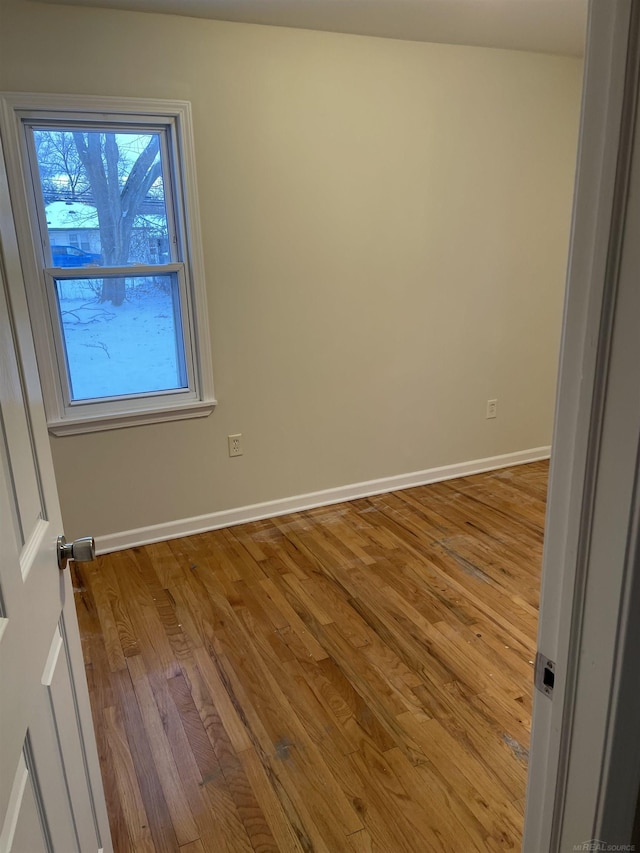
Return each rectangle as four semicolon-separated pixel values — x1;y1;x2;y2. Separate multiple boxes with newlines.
55;279;186;401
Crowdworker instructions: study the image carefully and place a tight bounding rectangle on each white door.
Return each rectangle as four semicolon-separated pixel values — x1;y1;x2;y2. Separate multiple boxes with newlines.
0;133;112;852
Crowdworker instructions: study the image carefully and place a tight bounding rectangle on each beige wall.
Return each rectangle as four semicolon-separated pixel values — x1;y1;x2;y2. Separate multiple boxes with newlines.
0;0;582;540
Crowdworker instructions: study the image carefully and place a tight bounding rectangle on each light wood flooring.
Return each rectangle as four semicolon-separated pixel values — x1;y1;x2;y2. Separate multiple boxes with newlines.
73;460;548;853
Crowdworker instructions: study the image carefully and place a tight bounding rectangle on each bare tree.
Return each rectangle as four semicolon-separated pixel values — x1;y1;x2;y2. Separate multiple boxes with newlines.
35;131;90;203
72;132;162;305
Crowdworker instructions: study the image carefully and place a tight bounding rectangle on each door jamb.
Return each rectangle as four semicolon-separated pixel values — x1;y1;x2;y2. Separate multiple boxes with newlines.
523;1;636;849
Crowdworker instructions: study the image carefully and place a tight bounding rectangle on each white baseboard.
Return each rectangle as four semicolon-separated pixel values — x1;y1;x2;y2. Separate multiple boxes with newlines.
95;445;551;555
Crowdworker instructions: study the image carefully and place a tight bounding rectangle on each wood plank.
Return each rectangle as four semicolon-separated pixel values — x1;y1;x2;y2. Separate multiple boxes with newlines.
93;555;141;660
72;564;130;851
237;746;319;853
259;577;329;661
103;705;155;853
179;841;206;853
112;668;181;853
126;656;200;847
172;667;278;853
187;647;254;754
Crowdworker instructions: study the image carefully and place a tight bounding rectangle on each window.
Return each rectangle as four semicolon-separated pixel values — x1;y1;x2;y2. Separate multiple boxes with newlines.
0;95;215;434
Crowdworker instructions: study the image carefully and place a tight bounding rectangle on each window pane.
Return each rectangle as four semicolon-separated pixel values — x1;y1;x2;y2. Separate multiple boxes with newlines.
33;128;171;267
53;275;188;401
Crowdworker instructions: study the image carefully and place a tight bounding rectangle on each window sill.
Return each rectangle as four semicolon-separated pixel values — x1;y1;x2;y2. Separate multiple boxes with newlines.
48;399;216;436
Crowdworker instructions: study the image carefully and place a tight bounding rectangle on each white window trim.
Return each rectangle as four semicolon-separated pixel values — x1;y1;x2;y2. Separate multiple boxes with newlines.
0;93;216;436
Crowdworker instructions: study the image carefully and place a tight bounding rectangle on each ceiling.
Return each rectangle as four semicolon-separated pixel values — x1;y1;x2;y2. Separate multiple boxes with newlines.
35;0;588;57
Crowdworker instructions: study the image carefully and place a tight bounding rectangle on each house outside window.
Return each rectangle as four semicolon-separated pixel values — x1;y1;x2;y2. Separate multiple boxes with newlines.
0;94;215;434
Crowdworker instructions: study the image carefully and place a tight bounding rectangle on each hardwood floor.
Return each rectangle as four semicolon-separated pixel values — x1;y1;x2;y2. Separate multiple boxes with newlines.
73;461;548;852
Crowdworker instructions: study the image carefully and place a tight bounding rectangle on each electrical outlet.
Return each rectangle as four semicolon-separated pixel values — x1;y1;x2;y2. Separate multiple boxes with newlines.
486;399;498;419
228;434;243;457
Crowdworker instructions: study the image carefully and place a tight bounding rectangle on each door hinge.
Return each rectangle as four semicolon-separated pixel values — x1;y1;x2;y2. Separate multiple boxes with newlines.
534;652;555;698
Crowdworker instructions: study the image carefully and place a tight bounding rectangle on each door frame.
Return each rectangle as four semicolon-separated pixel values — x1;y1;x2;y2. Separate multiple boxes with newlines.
524;0;640;848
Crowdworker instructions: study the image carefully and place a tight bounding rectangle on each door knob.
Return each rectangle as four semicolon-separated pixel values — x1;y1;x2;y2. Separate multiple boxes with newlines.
57;535;95;571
